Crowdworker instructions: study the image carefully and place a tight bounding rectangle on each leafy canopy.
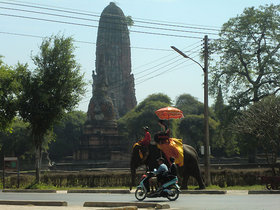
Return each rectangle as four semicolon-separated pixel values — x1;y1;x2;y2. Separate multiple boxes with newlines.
232;95;280;174
18;35;86;143
0;57;20;132
118;93;171;143
209;4;280;109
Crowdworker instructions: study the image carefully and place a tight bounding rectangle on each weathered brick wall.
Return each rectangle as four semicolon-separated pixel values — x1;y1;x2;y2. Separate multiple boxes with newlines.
95;2;136;119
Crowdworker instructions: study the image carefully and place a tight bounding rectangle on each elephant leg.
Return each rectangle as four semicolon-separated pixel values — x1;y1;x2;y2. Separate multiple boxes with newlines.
192;169;205;190
181;175;189;190
194;174;206;189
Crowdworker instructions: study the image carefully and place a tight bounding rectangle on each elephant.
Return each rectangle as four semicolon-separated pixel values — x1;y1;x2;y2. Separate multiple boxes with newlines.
130;142;205;190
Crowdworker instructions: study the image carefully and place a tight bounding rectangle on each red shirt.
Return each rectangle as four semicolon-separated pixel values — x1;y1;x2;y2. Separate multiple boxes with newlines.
138;131;151;146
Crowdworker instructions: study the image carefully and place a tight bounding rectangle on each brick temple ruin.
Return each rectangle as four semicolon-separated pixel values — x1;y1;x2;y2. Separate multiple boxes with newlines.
73;2;136;168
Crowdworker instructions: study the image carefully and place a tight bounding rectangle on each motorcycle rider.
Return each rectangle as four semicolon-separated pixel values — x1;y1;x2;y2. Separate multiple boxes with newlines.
149;157;168;191
167;156;178;183
169;156;177;177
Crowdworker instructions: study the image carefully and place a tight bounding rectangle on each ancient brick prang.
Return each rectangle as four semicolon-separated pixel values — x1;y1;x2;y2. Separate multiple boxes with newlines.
94;2;136;118
73;3;134;168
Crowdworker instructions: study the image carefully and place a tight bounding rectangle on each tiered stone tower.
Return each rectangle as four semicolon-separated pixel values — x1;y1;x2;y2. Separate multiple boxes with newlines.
96;2;136;118
73;2;136;167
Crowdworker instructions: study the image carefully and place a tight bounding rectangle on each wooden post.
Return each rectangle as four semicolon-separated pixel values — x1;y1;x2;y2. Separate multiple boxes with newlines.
17;160;20;188
203;35;211;186
2;157;5;189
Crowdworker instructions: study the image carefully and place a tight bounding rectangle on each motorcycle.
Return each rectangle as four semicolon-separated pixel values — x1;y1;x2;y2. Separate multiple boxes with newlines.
135;171;180;201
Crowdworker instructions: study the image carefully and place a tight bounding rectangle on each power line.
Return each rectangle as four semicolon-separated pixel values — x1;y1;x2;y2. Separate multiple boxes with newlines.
0;31;97;45
0;12;99;28
101;43;203;93
0;26;202;92
104;59;188;93
135;57;185;79
0;1;210;100
0;31;178;52
135;52;201;83
132;40;202;70
134;46;201;76
0;29;202;91
0;6;220;36
2;0;274;39
0;1;100;17
0;13;204;39
108;51;201;92
107;43;203;88
136;41;202;72
136;60;194;85
1;0;222;33
66;50;201;102
0;30;203;78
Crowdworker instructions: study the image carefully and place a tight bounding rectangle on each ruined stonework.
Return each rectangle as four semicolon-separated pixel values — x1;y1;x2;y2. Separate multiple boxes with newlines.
73;3;135;167
94;2;136;119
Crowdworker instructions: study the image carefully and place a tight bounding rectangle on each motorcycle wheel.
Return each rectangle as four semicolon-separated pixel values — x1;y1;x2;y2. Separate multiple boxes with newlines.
135;187;147;201
166;186;180;201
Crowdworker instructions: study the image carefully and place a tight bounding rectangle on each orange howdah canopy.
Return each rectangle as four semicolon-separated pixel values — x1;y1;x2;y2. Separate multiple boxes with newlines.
155;106;184;120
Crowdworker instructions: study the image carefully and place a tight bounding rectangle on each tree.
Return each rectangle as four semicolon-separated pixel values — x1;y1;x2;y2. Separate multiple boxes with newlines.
49;111;86;161
136;93;171;112
0;118;33;160
178;115;218;155
232;95;280;175
212;87;240;157
0;57;20;133
175;94;204;115
17;35;86;182
175;93;215;119
209;4;280;109
126;15;134;27
118;93;171;145
213;86;225;121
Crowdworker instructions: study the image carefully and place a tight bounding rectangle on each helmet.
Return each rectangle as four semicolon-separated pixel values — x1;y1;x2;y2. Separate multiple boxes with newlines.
143;126;149;131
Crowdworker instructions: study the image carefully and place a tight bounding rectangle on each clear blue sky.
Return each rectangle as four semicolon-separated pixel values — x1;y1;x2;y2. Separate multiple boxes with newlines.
1;0;278;112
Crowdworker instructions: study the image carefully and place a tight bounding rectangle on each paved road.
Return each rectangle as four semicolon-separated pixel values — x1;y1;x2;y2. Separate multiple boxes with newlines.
175;193;280;209
0;191;280;209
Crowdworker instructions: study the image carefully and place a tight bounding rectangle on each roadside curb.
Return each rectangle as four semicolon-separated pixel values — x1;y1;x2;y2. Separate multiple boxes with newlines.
96;206;138;210
68;189;131;194
0;200;67;206
181;190;226;194
2;189;56;193
83;201;170;209
2;189;278;195
248;190;280;194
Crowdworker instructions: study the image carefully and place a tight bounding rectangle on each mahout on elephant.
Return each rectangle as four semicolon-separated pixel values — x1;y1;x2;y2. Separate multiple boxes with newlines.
130;142;205;190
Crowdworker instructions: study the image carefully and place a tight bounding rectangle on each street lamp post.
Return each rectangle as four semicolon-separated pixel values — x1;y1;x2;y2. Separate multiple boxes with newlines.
171;35;211;186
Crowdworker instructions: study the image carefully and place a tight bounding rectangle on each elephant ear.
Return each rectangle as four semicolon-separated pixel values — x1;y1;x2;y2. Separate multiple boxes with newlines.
133;142;140;148
133;143;143;160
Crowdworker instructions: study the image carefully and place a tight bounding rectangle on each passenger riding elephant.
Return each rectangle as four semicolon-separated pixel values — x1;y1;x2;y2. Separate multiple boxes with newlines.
130;143;205;190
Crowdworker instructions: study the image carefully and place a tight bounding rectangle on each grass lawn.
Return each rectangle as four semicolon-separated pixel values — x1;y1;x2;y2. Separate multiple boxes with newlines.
187;185;267;190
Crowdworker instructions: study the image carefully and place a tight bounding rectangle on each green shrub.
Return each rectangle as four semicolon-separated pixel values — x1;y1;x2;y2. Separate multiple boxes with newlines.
0;168;273;189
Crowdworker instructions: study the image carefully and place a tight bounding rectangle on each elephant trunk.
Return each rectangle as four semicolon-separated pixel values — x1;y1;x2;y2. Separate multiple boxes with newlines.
130;164;136;191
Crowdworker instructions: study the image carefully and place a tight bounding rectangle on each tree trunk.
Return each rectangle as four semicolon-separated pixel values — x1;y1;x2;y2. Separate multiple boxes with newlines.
35;144;42;183
248;148;257;163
